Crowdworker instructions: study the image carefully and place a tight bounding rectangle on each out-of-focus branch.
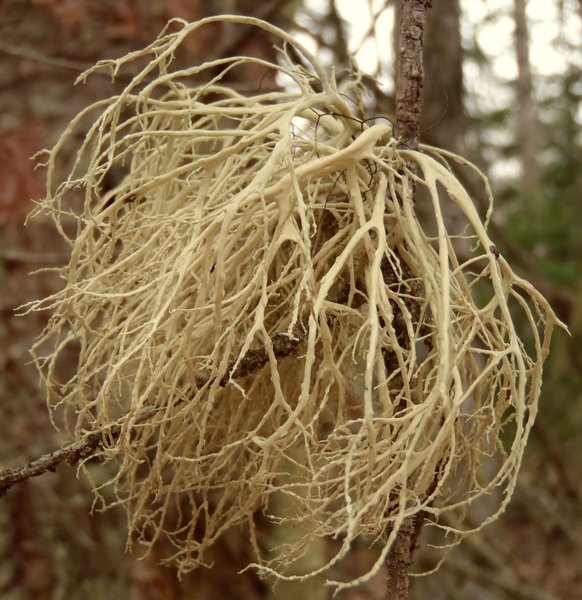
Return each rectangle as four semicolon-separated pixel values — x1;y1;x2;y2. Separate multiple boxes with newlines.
0;43;92;71
417;517;564;600
533;421;582;507
0;250;69;265
210;0;296;61
327;0;351;68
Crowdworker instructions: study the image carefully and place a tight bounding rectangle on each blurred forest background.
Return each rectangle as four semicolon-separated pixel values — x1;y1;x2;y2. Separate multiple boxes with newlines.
0;1;580;598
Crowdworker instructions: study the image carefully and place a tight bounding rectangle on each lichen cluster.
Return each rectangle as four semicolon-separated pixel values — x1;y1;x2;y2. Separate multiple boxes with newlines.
27;17;560;591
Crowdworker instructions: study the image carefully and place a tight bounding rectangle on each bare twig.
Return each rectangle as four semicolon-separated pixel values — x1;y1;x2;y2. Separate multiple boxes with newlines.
394;0;432;148
0;432;103;497
385;518;416;600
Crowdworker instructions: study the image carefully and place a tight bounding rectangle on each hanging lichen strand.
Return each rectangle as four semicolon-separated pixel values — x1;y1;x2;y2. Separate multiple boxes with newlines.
27;17;561;593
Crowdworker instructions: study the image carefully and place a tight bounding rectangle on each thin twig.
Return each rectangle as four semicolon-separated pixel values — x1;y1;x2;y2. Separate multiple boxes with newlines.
0;432;102;497
0;331;303;498
0;43;93;72
385;518;416;600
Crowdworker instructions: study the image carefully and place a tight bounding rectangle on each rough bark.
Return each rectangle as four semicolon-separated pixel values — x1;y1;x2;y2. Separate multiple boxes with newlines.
0;433;103;497
394;0;432;148
513;0;540;188
385;518;416;600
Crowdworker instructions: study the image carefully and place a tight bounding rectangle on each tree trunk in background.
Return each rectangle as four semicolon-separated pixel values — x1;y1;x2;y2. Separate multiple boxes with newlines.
513;0;541;189
422;0;465;239
421;0;464;153
393;0;463;152
395;0;466;240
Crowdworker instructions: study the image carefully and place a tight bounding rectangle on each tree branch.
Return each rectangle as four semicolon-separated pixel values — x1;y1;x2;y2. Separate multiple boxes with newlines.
386;2;432;599
0;432;103;498
0;330;303;498
394;0;432;148
385;518;416;600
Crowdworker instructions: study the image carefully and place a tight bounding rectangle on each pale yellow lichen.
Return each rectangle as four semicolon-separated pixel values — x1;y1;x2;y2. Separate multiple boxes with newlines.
26;16;561;593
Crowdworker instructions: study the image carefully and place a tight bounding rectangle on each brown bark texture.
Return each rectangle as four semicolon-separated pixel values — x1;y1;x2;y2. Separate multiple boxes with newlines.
394;0;432;149
385;518;416;600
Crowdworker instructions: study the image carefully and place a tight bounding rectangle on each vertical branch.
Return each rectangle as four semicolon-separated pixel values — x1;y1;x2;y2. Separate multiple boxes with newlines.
385;518;416;600
394;0;432;149
386;2;431;600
